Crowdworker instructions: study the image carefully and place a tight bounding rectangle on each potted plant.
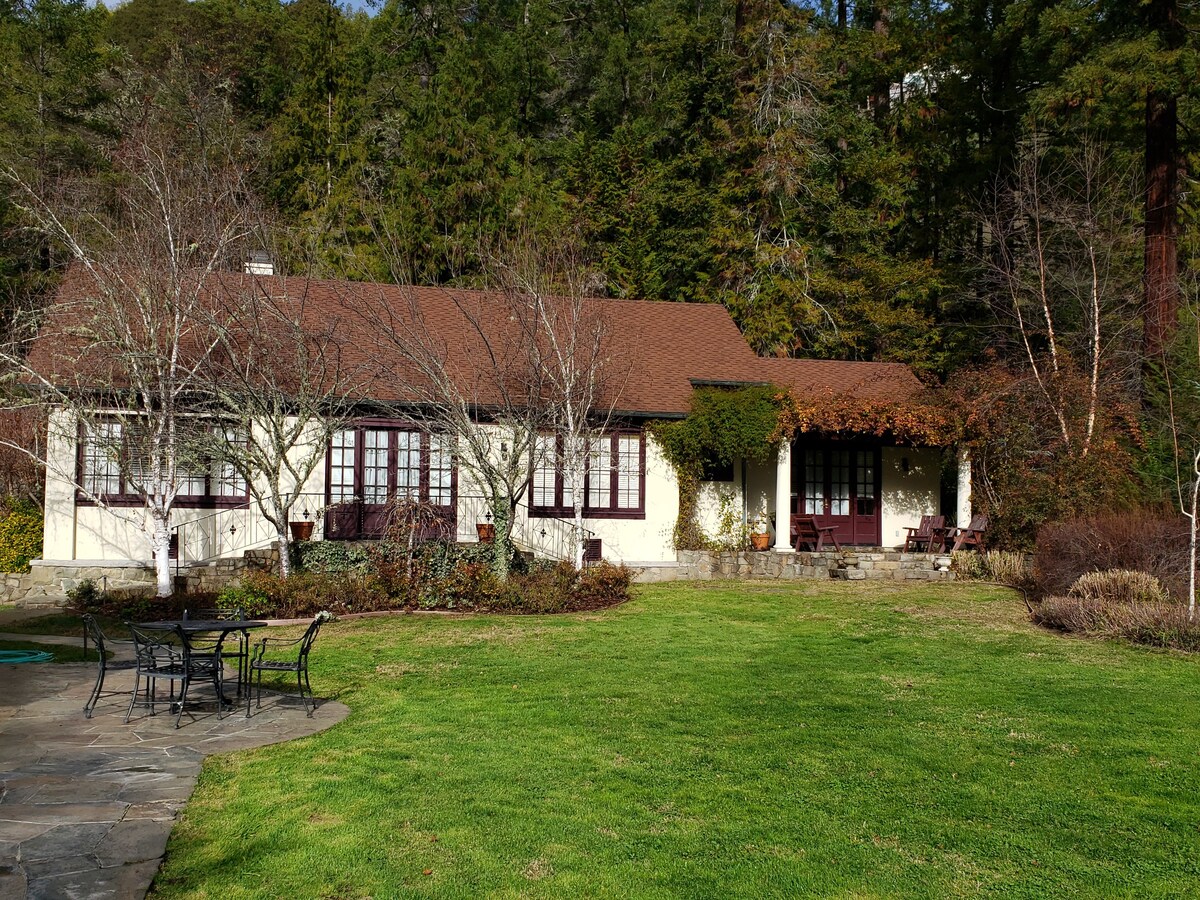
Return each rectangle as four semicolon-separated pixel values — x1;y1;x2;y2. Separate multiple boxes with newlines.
749;512;771;551
476;522;495;543
289;519;315;541
289;509;317;542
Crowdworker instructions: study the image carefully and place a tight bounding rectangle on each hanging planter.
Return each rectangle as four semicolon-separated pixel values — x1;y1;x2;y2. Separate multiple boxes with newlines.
289;520;315;542
476;522;496;543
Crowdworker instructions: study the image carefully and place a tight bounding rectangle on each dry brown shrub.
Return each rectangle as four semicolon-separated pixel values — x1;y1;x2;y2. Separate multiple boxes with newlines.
1068;569;1169;605
1032;595;1200;652
1033;510;1191;601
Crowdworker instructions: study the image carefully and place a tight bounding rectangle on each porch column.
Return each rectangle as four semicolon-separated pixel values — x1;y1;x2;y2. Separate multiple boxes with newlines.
956;447;972;526
773;441;792;551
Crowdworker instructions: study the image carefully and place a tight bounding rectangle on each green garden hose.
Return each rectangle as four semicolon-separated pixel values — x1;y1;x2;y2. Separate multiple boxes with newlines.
0;649;54;663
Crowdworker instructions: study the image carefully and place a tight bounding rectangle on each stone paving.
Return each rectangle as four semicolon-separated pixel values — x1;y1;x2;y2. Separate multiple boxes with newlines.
0;646;349;900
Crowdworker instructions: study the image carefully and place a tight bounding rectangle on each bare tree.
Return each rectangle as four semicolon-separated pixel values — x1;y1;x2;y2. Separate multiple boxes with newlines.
488;235;624;569
1156;285;1200;621
359;278;548;581
0;97;261;596
198;274;368;577
981;137;1141;458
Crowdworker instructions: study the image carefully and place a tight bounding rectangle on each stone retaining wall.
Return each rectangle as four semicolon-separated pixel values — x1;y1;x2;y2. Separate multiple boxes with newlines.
634;549;954;583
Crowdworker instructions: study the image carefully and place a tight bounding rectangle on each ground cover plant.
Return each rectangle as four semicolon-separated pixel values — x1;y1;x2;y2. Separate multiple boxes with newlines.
152;582;1200;898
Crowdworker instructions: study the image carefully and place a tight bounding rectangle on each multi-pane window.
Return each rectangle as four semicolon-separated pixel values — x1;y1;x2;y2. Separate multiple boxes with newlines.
804;450;824;515
530;431;645;518
829;450;850;516
325;425;455;509
78;419;248;505
855;450;876;516
329;429;356;503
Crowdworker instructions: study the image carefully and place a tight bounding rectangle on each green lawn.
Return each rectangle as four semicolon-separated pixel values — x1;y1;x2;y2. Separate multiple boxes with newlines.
152;582;1200;898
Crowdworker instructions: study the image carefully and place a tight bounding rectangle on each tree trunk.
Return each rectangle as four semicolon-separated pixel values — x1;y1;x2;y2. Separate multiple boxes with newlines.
151;510;173;598
1189;452;1199;622
276;523;292;578
491;495;513;581
1143;89;1180;363
1143;0;1182;366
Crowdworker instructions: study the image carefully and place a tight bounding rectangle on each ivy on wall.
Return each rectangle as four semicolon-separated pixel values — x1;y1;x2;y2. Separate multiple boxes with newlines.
651;386;959;551
649;386;787;550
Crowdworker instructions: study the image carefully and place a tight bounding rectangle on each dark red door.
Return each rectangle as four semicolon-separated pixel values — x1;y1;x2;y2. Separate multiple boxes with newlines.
794;445;881;546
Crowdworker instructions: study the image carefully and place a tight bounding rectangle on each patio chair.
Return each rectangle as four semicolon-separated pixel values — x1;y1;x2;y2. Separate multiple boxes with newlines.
82;614;139;719
247;614;326;718
124;625;227;728
791;515;841;553
183;605;248;693
949;514;989;552
903;515;945;552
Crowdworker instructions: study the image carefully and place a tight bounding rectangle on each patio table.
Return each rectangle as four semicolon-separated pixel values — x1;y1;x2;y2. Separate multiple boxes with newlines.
135;619;267;700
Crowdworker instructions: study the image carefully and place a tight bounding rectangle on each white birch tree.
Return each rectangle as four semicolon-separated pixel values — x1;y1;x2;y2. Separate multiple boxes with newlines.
0;95;261;596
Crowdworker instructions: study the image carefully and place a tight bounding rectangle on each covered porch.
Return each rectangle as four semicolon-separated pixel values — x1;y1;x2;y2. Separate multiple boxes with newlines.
759;438;971;552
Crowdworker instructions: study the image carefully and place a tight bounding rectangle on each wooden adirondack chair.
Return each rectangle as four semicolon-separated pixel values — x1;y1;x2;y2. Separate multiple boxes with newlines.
949;514;989;552
903;514;945;552
791;515;841;553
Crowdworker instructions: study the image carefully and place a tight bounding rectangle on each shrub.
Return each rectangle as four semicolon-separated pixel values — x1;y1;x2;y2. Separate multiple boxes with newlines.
952;550;1031;590
1033;595;1200;652
294;540;373;575
1068;569;1169;605
573;563;634;610
0;500;42;573
1032;510;1191;601
221;569;391;619
67;578;191;622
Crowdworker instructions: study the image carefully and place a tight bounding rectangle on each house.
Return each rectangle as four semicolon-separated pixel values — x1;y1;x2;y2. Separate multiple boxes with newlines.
27;272;969;588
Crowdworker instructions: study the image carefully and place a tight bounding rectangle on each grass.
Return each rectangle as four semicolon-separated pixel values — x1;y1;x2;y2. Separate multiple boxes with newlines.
151;582;1200;898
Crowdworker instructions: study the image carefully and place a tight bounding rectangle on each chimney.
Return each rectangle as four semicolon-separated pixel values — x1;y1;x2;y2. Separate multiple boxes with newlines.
244;250;274;276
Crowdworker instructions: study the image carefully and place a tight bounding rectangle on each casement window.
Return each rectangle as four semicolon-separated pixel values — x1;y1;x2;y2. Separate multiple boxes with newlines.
530;431;646;519
77;419;248;507
324;423;457;540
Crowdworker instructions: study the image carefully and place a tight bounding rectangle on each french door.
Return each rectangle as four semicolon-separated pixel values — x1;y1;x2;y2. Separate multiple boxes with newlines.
794;444;881;546
326;426;456;540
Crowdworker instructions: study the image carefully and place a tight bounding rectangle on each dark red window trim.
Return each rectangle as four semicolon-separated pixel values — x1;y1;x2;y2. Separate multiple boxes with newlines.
323;420;459;541
529;430;646;520
75;418;250;509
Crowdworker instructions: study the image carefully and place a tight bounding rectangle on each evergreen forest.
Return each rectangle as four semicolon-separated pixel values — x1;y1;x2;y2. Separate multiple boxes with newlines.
1;0;1197;544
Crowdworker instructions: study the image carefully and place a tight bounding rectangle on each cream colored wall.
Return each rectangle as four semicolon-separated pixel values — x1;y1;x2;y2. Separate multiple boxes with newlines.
40;411;330;564
880;447;943;548
504;432;680;564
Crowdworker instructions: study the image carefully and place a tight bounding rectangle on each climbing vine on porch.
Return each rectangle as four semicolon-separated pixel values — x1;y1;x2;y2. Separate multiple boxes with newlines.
649;386;787;550
651;386;959;551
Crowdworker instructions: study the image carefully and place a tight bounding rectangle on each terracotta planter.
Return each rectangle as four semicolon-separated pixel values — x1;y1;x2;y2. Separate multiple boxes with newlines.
750;532;771;551
289;520;315;542
476;523;496;543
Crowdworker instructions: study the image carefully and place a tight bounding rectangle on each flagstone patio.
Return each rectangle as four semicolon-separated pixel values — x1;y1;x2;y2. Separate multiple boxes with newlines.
0;650;348;900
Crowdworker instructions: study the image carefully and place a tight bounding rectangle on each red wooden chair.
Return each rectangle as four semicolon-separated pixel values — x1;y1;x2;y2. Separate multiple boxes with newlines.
949;514;989;552
791;515;841;552
903;514;945;552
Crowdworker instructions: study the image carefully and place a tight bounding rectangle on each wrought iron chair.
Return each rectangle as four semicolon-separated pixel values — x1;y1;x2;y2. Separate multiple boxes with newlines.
125;625;228;728
183;605;248;693
247;614;327;717
82;614;138;718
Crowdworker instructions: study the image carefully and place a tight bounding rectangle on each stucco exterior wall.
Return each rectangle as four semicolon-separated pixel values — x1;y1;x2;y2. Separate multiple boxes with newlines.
880;447;944;548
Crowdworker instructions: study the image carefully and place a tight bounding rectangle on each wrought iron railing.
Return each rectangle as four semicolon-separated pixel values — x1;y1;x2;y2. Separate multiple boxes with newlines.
171;491;599;571
171;493;328;571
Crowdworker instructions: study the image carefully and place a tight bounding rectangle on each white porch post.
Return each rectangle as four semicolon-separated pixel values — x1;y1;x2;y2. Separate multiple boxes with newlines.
773;441;792;551
956;447;972;526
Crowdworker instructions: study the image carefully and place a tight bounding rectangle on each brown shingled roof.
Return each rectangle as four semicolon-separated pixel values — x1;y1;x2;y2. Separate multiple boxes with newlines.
27;270;922;415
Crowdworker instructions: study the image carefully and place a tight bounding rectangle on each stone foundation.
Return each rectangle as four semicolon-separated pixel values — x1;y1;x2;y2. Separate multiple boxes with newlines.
633;549;954;584
2;545;283;608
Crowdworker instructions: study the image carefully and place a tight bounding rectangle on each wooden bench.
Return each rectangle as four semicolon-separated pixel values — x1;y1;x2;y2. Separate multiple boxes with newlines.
904;514;945;552
791;515;841;553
